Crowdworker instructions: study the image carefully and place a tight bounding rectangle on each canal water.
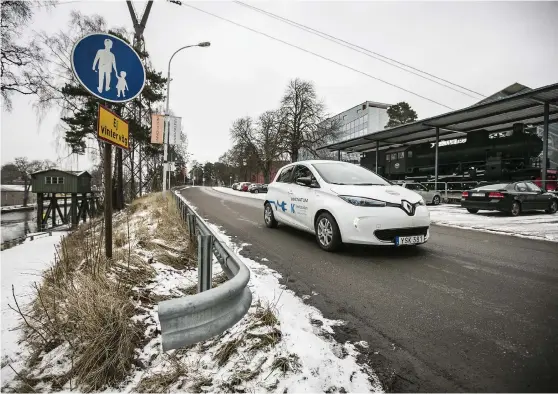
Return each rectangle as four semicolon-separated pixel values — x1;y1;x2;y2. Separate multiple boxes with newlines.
1;209;37;243
1;209;55;244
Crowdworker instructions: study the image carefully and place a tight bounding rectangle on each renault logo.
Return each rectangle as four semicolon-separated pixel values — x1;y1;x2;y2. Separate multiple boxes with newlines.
401;200;415;216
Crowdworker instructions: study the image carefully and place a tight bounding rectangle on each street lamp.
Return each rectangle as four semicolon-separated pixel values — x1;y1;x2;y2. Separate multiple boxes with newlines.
162;42;211;191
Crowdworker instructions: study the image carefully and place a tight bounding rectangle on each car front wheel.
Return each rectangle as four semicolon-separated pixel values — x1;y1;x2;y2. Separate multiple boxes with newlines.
315;212;341;252
467;208;479;214
432;195;441;205
264;202;278;228
254;189;259;194
546;199;558;214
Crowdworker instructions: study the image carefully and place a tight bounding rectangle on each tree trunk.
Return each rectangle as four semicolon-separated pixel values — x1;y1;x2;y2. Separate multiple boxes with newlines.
23;179;29;207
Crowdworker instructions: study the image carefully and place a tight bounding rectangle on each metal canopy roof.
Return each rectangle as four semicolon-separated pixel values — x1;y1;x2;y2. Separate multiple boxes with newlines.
319;82;558;154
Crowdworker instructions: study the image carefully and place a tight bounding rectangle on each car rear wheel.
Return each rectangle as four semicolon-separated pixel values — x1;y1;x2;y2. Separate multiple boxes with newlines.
546;199;558;214
467;208;479;214
432;195;440;205
510;201;521;216
264;202;278;228
315;212;341;252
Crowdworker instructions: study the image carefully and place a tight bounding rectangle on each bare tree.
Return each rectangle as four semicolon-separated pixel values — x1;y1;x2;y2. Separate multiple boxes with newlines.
254;111;283;182
279;78;340;162
0;0;56;110
12;157;55;206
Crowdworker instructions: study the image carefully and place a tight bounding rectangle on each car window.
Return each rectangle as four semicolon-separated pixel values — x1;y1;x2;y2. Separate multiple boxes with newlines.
514;182;528;192
293;165;314;181
525;182;542;192
276;166;295;183
476;183;511;191
311;162;390;185
404;183;417;190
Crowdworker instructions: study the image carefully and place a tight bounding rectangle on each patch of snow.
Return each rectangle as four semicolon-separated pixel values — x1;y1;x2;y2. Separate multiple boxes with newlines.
212;186;267;201
429;205;558;242
1;232;68;383
3;192;383;393
204;220;382;392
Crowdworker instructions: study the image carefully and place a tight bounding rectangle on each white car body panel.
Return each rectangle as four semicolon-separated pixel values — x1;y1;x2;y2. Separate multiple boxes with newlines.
265;160;431;246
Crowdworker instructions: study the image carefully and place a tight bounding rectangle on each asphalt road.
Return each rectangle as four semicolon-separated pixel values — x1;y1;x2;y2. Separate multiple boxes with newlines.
182;187;558;392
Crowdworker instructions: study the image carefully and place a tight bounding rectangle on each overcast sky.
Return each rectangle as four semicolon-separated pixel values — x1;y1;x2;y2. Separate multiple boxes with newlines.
1;0;557;171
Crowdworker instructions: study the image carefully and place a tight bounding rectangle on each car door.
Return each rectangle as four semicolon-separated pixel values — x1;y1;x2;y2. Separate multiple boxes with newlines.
525;181;552;210
514;182;535;210
416;183;432;201
270;165;297;225
288;165;317;231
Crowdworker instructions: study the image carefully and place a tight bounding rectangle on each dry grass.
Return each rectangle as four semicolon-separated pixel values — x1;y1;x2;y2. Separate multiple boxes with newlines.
249;301;280;330
247;328;282;351
271;354;301;374
114;231;126;248
214;338;244;367
67;275;143;390
135;357;186;393
190;376;213;393
8;192;198;392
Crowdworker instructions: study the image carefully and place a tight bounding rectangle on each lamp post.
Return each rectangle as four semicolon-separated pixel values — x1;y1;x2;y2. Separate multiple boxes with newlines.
162;41;210;191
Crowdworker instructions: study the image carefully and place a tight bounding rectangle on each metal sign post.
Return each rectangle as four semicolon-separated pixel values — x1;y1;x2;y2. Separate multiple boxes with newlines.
71;32;145;258
97;105;129;258
104;143;113;258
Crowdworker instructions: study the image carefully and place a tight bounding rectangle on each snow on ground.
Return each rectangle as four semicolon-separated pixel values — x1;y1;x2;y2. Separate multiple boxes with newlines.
213;186;267;200
177;192;382;393
1;231;68;383
1;193;382;393
429;205;558;242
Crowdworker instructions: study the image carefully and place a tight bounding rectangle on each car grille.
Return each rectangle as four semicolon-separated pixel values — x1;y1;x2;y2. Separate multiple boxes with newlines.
374;226;429;242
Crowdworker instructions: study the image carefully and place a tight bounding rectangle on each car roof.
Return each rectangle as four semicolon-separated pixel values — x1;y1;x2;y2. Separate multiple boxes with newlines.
279;160;360;168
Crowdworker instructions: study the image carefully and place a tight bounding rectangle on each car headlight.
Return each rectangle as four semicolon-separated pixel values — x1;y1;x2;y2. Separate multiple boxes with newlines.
339;195;387;207
417;198;426;206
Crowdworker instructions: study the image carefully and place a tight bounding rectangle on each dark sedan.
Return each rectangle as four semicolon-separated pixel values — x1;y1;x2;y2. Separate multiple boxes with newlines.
461;181;558;216
249;183;268;193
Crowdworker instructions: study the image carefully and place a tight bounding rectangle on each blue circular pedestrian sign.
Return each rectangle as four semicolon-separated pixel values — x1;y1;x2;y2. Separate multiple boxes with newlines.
71;33;146;103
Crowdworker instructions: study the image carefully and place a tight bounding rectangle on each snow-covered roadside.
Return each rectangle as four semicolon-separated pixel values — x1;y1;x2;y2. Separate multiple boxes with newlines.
1;193;382;393
1;231;68;383
213;186;267;200
177;193;383;393
429;205;558;242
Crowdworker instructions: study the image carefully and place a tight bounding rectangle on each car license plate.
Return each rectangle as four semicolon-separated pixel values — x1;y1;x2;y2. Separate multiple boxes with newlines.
472;193;485;197
396;235;424;246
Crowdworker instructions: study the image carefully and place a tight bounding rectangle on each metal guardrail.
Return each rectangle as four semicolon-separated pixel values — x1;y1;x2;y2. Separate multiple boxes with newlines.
157;190;252;351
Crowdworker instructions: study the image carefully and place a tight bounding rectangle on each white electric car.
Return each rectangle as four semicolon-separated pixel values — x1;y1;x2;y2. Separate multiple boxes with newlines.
263;160;431;252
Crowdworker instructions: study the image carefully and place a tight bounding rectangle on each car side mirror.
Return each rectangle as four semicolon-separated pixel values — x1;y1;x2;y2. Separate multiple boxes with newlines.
297;176;319;188
296;176;312;186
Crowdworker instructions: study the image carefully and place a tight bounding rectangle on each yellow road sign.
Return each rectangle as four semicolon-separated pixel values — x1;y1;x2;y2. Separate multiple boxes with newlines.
97;104;129;150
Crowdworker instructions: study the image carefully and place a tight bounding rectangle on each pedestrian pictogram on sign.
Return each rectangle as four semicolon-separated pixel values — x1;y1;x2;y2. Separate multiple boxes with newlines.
72;33;146;103
97;105;129;150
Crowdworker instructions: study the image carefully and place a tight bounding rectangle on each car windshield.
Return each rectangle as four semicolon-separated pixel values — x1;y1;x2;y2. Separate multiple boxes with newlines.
311;162;390;186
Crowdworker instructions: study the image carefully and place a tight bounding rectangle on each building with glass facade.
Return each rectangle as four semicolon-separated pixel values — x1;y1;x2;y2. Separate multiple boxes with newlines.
297;100;391;162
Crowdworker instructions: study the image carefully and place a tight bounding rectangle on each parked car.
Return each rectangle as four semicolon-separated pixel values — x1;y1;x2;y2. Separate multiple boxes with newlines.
263;160;430;252
398;181;441;205
232;182;240;190
461;181;558;216
240;182;251;192
249;183;268;194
